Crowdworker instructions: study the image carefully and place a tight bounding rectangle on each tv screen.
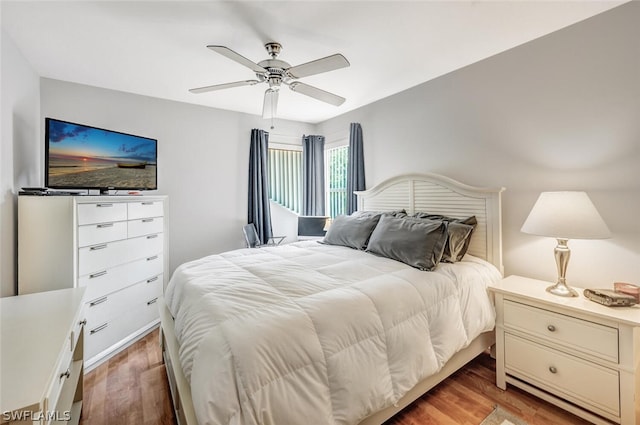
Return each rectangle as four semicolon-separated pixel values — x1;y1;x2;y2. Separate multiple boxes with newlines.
45;118;157;192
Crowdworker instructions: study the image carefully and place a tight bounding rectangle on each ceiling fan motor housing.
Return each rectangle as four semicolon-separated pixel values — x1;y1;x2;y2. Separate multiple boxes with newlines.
264;42;282;58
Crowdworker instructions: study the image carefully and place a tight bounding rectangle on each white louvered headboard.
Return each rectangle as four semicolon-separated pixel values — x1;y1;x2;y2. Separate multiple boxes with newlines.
355;173;505;273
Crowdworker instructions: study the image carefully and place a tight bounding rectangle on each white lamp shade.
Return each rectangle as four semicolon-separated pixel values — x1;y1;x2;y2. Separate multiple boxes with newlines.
521;191;610;239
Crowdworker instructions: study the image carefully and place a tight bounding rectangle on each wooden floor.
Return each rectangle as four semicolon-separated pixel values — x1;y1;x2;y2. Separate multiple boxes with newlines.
80;328;588;425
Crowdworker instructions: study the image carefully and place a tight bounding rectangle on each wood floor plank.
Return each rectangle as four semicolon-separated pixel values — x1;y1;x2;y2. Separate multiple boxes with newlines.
81;330;589;424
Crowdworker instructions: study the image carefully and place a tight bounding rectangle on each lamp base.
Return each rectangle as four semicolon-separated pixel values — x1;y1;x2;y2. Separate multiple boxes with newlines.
546;282;579;297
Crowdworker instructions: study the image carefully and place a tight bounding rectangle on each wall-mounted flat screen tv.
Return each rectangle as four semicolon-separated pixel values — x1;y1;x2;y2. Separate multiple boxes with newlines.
45;118;157;193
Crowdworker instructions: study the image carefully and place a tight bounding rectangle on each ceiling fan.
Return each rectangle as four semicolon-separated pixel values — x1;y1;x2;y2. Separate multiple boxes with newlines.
189;42;350;121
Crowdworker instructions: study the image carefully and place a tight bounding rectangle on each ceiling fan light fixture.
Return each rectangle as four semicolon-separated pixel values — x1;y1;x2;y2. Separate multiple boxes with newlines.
191;41;350;118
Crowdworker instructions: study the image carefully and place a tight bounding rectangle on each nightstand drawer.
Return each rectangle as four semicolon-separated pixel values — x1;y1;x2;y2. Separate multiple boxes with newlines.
504;300;618;363
505;333;620;418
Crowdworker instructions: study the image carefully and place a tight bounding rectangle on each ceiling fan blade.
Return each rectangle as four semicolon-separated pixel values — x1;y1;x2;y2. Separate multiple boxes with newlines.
207;45;267;74
189;80;260;94
262;89;279;119
288;82;345;106
286;54;350;79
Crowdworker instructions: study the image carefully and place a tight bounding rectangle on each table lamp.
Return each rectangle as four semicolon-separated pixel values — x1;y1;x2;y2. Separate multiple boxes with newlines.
521;191;610;297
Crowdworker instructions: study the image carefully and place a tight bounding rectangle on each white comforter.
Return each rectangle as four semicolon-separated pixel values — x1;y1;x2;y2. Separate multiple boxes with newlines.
165;241;501;425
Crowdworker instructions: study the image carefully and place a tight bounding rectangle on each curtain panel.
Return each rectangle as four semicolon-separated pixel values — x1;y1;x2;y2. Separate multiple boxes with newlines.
346;123;366;215
248;129;273;243
302;135;326;216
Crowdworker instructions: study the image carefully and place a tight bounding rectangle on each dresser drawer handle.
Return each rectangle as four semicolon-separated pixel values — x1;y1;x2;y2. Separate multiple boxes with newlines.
141;202;154;205
60;369;71;380
547;325;556;332
146;255;159;261
89;296;108;307
89;244;108;251
89;270;107;279
96;223;114;228
90;323;108;334
146;234;159;239
79;319;87;326
147;297;158;306
96;203;113;208
142;218;154;223
549;366;557;374
147;276;159;283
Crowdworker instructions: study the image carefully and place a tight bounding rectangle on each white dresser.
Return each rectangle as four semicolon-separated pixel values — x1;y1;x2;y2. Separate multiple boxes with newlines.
490;275;640;425
18;195;168;370
1;287;85;425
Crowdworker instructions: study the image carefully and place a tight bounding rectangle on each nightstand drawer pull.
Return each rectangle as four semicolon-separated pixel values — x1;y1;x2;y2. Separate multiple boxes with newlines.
147;297;158;306
142;218;154;223
90;323;108;334
79;319;87;326
96;223;114;228
549;366;557;374
89;244;108;251
146;234;159;239
60;369;71;380
96;203;113;208
146;255;159;261
547;325;556;332
147;276;159;283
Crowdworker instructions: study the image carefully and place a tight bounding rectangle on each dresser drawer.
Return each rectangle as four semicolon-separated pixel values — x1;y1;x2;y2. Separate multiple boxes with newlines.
128;217;164;238
78;220;127;247
85;275;162;328
78;239;132;276
85;280;161;361
128;233;164;261
503;300;618;363
505;333;620;418
77;202;127;225
128;200;163;220
79;256;163;301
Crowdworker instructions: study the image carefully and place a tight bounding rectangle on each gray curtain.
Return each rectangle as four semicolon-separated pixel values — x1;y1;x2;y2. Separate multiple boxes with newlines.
302;135;325;216
346;123;365;214
248;129;273;243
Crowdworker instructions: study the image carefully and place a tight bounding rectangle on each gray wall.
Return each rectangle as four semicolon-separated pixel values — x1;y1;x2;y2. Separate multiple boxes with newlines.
40;79;316;277
1;31;40;297
318;2;640;287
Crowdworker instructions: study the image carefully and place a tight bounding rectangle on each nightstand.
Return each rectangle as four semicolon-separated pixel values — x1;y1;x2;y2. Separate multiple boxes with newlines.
1;287;86;425
489;275;640;425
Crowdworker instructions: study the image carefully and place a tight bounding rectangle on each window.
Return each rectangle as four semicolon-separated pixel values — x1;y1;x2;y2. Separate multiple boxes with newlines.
268;143;348;218
326;145;349;218
268;148;302;214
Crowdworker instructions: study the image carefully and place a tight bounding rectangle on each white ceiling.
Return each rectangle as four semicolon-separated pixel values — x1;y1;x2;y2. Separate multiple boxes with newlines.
1;1;625;124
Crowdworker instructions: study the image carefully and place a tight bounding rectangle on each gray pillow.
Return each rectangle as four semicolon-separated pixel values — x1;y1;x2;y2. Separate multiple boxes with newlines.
351;209;407;219
412;213;477;262
322;214;381;250
366;216;447;271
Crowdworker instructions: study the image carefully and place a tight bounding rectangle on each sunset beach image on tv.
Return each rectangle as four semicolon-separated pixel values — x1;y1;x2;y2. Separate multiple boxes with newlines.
45;118;157;190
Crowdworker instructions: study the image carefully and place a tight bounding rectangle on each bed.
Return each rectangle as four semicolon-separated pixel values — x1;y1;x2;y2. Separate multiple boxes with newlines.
160;173;505;425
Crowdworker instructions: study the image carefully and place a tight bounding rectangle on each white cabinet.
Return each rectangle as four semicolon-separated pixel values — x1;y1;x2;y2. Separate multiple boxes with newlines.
18;195;168;370
490;275;640;425
1;287;86;425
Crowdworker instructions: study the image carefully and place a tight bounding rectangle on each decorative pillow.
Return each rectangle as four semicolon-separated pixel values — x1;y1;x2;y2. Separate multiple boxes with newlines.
412;213;477;262
322;214;381;250
365;215;447;271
